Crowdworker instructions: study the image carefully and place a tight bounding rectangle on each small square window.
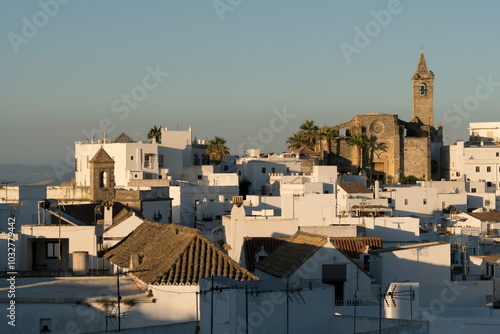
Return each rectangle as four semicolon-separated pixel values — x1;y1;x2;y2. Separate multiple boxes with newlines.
272;167;276;173
457;172;461;177
238;170;242;176
198;175;202;180
485;200;491;206
224;165;229;171
487;166;492;172
471;188;476;193
487;182;492;187
287;167;291;173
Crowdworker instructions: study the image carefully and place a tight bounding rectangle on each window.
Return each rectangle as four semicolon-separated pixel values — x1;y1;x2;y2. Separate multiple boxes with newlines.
224;165;229;171
497;152;499;157
287;167;291;173
131;156;134;160
423;199;427;205
457;172;461;177
158;154;164;168
46;242;60;259
238;170;242;176
471;188;477;193
75;158;78;172
194;154;200;165
404;199;408;205
322;264;347;283
262;167;266;174
485;200;491;206
144;154;154;168
144;173;152;180
487;182;492;187
476;166;480;172
198;175;202;180
442;201;446;209
487;166;492;173
271;167;276;173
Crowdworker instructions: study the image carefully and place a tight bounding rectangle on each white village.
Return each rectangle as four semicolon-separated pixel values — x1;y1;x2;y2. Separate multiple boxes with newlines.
2;52;500;334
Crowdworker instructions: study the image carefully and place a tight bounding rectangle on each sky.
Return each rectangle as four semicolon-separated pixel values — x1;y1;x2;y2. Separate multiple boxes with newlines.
1;0;500;167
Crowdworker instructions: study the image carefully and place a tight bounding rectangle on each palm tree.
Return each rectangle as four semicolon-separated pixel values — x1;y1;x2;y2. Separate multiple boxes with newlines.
207;136;230;165
147;125;162;142
348;133;370;172
318;126;339;154
286;132;306;151
299;120;319;150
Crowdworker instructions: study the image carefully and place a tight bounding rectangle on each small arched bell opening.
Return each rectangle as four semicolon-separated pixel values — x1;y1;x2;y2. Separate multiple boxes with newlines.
100;171;107;188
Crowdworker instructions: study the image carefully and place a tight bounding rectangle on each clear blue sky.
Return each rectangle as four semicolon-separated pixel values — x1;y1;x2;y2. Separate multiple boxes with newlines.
1;0;500;166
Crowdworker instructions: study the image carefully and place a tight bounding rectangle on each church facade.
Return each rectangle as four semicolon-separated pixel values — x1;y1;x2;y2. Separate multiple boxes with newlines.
326;51;443;183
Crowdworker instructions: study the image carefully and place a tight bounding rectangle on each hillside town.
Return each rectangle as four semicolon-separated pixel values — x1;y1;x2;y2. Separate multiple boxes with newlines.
3;52;500;334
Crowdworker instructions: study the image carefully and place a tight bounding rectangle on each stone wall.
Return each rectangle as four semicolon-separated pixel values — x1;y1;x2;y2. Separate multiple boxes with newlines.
402;137;431;180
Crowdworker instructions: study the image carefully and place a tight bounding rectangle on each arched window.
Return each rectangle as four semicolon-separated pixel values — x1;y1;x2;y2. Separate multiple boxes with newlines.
100;171;107;188
420;83;427;96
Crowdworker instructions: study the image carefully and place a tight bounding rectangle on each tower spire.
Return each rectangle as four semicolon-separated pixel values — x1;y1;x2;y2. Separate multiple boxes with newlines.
416;50;429;75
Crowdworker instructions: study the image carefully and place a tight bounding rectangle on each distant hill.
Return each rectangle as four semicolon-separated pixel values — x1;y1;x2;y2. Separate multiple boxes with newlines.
0;163;73;186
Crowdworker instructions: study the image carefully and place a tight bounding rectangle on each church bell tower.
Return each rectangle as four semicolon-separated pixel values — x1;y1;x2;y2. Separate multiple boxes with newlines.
412;50;434;127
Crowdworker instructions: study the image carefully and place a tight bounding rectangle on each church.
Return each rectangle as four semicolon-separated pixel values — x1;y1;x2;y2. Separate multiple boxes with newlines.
327;51;443;183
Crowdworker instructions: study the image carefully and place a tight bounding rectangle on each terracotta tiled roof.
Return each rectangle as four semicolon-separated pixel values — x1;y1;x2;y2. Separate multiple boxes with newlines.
112;132;136;143
104;221;258;285
243;237;288;271
330;237;382;259
254;231;327;278
338;183;372;194
465;212;500;222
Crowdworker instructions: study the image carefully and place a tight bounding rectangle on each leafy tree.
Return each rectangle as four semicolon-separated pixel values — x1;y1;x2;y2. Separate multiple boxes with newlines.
318;126;339;154
147;125;162;142
400;175;418;184
207;136;230;165
348;133;370;171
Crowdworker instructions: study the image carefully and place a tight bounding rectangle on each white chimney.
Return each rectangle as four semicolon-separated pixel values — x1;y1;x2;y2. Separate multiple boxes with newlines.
374;180;380;199
104;204;113;229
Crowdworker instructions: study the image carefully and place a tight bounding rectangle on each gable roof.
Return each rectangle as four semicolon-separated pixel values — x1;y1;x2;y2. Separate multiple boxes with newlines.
465;212;500;222
89;147;114;163
113;132;136;143
104;208;142;232
368;241;449;255
104;222;258;285
243;237;288;272
254;231;327;278
338;183;372;194
330;237;382;259
60;202;138;226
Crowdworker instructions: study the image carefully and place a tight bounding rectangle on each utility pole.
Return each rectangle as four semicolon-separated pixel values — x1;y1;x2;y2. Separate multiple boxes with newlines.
211;275;214;334
117;271;121;332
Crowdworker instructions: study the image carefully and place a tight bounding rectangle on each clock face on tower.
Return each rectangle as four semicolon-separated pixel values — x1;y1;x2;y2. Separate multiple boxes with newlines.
371;121;384;135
